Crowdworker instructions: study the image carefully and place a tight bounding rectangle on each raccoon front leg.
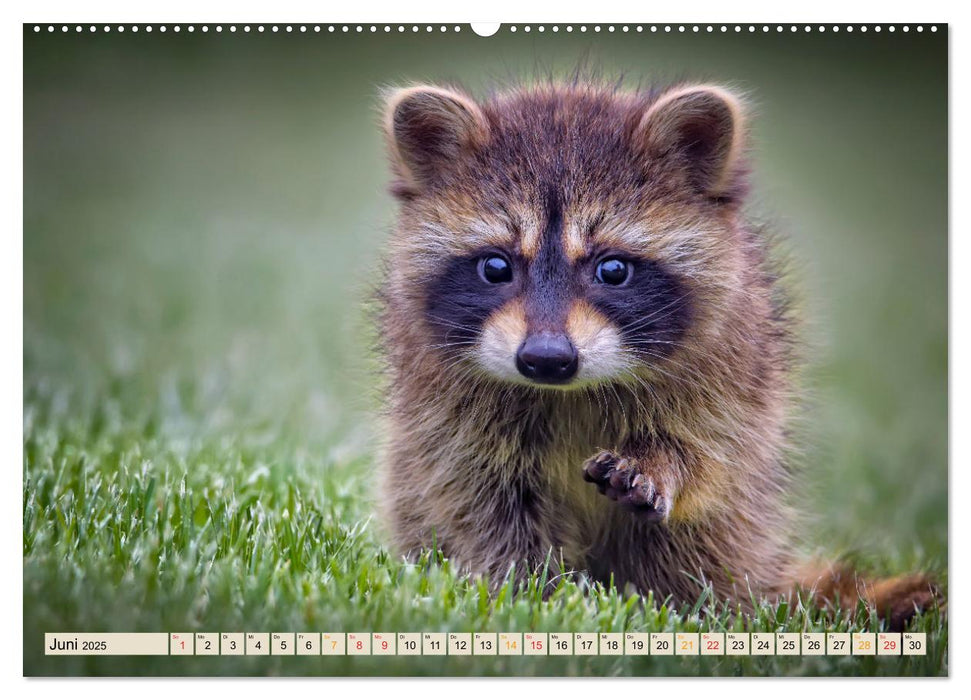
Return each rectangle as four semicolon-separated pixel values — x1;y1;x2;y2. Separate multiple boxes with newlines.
581;439;685;523
416;469;561;588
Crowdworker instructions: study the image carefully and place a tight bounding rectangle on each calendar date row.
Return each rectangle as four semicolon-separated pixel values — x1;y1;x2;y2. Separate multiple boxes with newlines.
46;632;927;657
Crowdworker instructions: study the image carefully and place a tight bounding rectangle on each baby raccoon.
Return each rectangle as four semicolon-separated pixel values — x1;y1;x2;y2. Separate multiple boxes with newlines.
376;80;937;630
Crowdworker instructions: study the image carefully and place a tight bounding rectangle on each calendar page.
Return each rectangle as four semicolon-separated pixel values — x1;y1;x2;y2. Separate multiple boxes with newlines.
22;18;947;678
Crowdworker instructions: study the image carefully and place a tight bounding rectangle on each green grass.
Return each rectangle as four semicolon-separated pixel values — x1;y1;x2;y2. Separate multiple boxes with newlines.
20;376;948;676
23;29;947;676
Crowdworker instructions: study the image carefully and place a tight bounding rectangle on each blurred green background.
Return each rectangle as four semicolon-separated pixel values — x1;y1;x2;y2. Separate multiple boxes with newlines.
23;25;947;676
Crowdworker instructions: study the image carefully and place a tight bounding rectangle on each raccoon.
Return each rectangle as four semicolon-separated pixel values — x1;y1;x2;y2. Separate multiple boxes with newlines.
375;80;938;630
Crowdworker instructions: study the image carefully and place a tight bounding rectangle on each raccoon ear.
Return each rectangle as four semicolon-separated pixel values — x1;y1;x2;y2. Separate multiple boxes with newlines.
636;85;745;198
383;85;489;195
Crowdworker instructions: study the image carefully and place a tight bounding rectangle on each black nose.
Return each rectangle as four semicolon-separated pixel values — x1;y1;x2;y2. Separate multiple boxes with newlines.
516;333;579;384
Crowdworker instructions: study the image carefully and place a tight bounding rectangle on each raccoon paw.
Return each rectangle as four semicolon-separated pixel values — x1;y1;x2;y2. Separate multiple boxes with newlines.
582;450;672;523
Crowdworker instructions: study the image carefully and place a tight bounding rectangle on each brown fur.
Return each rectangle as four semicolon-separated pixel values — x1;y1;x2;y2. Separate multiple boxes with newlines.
374;80;939;631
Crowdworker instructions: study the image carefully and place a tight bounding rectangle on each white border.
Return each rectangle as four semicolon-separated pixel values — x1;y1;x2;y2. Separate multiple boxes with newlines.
17;22;948;32
4;0;963;697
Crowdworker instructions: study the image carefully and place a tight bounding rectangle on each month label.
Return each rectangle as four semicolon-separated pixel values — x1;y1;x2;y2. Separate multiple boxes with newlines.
45;633;169;656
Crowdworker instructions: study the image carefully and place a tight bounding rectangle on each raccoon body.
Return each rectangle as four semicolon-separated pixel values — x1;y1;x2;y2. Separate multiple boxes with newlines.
375;81;936;628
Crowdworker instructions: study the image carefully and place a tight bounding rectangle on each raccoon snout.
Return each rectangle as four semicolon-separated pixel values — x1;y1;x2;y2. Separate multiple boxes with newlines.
515;333;579;384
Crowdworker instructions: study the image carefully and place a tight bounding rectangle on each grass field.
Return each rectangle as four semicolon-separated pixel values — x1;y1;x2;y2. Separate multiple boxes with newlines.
23;28;947;676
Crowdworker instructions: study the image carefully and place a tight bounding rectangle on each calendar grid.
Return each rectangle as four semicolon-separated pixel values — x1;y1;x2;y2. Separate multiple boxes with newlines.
44;632;927;657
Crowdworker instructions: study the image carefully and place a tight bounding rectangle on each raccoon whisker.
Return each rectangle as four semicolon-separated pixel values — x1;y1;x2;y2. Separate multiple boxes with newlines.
619;300;692;336
426;314;484;334
626;374;658;413
605;382;628;425
639;352;726;399
593;385;610;433
624;348;713;396
429;351;472;370
432;357;489;391
617;292;693;333
588;374;650;432
618;307;691;339
632;347;712;381
596;389;608;433
601;371;649;416
586;383;601;414
615;355;710;418
498;384;517;415
625;338;684;346
624;339;706;360
624;335;706;357
425;341;479;351
426;339;479;348
427;321;478;335
619;378;653;421
627;340;764;384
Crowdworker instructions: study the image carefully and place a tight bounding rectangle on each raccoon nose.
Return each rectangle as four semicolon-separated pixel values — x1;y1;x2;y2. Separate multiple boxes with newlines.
516;333;579;384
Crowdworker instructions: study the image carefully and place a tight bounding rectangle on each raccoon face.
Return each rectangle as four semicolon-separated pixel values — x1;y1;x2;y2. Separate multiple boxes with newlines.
383;82;747;389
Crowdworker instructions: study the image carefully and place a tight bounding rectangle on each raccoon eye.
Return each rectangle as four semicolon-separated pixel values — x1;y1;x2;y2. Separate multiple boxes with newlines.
479;255;513;284
595;258;631;285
